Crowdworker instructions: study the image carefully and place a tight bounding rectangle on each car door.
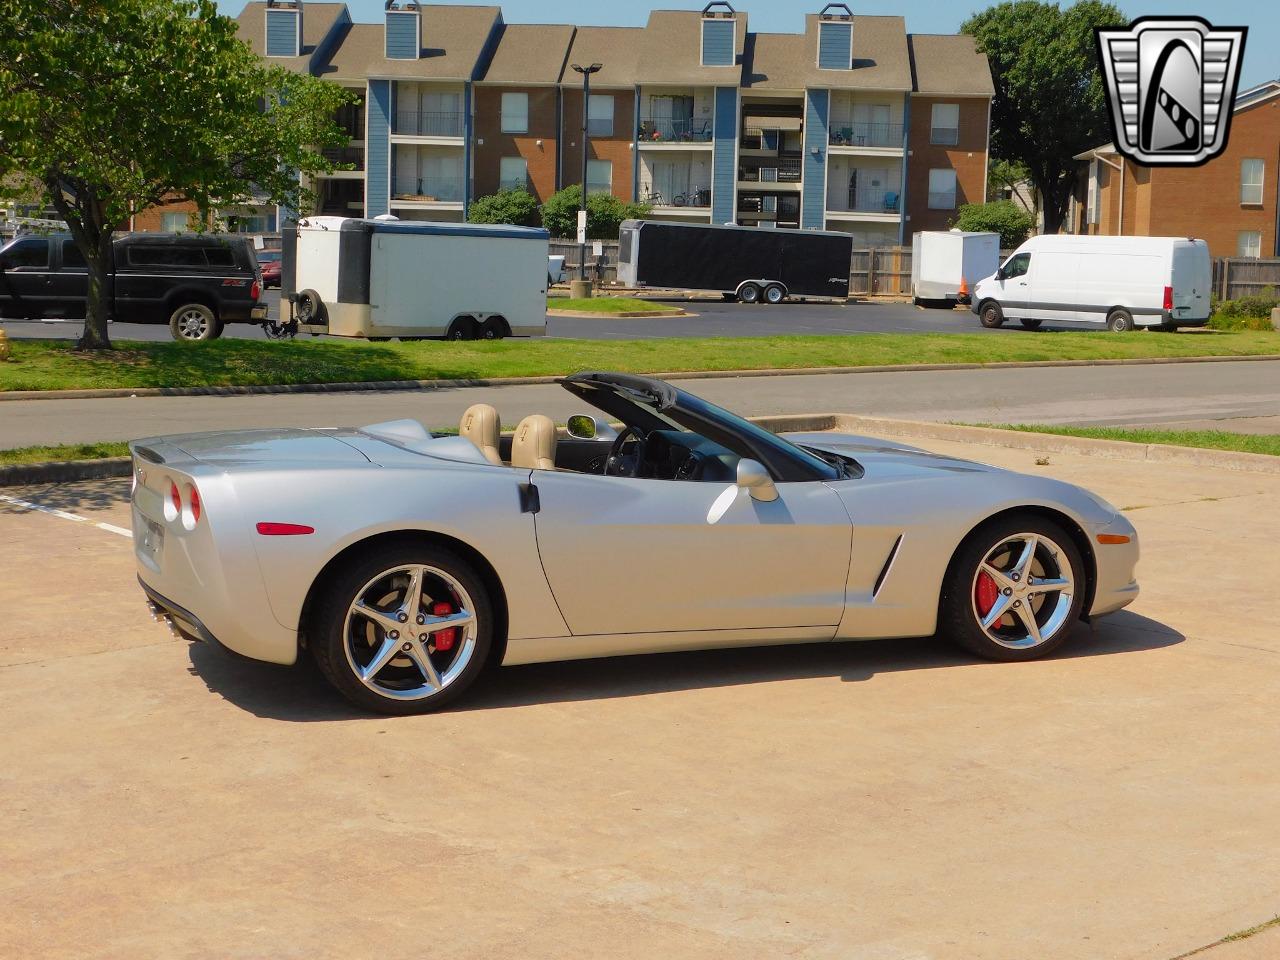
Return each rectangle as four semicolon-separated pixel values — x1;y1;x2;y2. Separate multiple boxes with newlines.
530;471;852;636
995;250;1032;317
48;239;90;319
0;237;54;318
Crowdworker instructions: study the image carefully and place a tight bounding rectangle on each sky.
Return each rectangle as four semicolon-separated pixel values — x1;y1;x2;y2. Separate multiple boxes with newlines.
215;0;1278;90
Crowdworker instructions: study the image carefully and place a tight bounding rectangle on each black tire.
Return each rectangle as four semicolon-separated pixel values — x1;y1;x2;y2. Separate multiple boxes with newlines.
368;336;391;342
480;317;508;340
978;300;1004;328
1153;320;1178;333
1020;319;1043;331
939;514;1086;663
310;542;495;715
738;282;761;304
168;302;222;342
1107;308;1134;332
295;288;326;325
447;317;478;341
763;283;785;305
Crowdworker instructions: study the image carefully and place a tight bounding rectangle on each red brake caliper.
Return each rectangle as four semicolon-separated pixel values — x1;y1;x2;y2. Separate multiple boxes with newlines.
975;570;1000;621
431;601;459;652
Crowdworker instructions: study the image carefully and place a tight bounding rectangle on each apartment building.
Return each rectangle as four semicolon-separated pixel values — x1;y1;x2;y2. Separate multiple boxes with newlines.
1073;80;1280;259
162;0;992;241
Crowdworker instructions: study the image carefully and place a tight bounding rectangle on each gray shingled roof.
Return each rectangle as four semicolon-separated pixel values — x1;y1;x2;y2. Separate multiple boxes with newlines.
478;23;575;84
742;16;912;91
318;5;501;81
908;34;994;96
236;2;349;74
562;26;644;89
635;10;749;85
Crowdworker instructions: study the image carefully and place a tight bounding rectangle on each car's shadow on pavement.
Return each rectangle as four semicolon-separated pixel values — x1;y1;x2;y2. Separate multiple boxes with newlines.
186;610;1183;722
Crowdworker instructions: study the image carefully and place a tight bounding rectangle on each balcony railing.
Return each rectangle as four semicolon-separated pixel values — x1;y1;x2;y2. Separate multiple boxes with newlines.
320;145;365;170
928;190;956;210
393;178;465;203
929;126;959;146
739;160;801;183
829;122;904;148
830;186;902;214
637;117;713;143
639;182;711;207
394;110;465;137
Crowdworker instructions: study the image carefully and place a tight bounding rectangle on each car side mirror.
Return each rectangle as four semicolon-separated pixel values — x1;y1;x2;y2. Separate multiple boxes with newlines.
736;458;778;502
566;414;618;441
995;267;1006;281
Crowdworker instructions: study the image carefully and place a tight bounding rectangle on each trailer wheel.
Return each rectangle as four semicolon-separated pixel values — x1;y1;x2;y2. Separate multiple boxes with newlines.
480;317;509;340
763;283;785;305
738;283;761;304
295;289;326;325
447;317;478;341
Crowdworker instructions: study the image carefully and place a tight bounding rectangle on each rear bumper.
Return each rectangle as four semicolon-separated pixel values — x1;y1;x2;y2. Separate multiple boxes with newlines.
140;578;259;662
250;304;269;320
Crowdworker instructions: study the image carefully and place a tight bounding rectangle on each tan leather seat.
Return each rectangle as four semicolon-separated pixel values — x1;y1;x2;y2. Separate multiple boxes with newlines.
460;403;503;466
511;414;557;470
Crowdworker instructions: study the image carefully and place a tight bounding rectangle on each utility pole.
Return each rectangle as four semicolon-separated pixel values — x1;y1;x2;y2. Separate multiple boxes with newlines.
571;62;603;290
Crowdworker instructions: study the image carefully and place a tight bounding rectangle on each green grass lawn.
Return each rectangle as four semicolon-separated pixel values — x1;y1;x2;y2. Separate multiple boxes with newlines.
979;424;1280;457
0;329;1277;393
547;296;674;313
0;441;131;467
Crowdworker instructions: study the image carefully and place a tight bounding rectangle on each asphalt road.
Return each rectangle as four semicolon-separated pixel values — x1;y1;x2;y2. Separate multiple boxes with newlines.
1;291;1037;341
3;359;1278;450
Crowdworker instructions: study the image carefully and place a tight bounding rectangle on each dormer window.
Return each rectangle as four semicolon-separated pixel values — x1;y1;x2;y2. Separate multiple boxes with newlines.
265;0;302;58
700;2;736;68
384;1;421;61
816;3;853;70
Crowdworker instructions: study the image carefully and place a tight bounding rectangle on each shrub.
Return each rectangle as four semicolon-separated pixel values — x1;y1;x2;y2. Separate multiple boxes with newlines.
540;185;651;239
1209;287;1278;331
951;200;1035;249
467;188;541;226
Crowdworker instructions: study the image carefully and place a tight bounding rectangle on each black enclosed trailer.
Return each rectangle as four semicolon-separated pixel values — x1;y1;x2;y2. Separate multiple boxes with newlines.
616;220;853;303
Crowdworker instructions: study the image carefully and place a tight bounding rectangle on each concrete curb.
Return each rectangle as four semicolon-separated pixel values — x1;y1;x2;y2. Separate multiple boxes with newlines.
0;457;132;487
3;352;1279;403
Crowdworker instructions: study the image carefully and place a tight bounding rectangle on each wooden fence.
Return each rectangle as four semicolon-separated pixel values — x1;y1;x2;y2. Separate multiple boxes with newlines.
1213;258;1280;300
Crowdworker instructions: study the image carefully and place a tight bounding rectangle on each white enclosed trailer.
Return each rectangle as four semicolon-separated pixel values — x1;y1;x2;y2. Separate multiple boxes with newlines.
282;216;548;340
910;230;1000;304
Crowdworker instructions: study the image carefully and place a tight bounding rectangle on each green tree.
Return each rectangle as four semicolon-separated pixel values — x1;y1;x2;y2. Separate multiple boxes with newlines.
986;157;1030;204
540;185;651;240
467;188;541;226
962;0;1122;236
0;0;351;349
952;200;1036;248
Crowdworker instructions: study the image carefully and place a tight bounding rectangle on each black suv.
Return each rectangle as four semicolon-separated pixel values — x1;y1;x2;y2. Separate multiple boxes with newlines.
0;232;267;340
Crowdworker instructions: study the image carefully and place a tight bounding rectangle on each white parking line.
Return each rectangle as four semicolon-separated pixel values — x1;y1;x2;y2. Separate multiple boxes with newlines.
0;493;133;539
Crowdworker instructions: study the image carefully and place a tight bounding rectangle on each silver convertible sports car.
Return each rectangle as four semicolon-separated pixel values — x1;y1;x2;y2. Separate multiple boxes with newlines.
131;372;1139;714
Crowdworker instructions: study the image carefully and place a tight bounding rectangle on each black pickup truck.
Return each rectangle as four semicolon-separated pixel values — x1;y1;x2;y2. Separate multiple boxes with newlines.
0;232;267;340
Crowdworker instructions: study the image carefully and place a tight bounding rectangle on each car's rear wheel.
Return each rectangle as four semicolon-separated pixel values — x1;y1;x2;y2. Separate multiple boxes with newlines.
939;515;1085;662
168;303;222;341
979;301;1004;328
1019;318;1043;331
1107;308;1134;332
738;282;761;304
311;543;493;714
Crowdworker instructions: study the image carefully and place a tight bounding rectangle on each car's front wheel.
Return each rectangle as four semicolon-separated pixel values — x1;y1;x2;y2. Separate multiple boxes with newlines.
940;515;1085;662
311;543;494;714
978;301;1004;328
168;303;222;341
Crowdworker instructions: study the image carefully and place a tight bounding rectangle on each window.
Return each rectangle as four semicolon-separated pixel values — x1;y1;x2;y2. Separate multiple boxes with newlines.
61;241;86;269
928;168;957;209
126;245;209;267
204;246;235;267
700;17;735;67
2;237;49;268
930;103;960;145
1241;158;1264;205
499;156;528;191
588;95;614;137
1002;252;1031;279
586;159;612;193
161;211;190;233
1238;231;1262;258
500;92;528;134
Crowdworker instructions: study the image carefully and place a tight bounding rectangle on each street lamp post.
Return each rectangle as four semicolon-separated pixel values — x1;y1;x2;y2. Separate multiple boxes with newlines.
571;62;603;288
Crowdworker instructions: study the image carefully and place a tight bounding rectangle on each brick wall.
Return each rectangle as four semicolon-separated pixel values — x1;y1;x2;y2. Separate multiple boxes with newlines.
473;85;560;202
131;200;207;233
559;86;635;202
905;95;989;232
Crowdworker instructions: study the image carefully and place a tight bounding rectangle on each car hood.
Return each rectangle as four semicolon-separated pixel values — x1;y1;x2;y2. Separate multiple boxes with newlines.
132;427;373;467
783;431;1001;480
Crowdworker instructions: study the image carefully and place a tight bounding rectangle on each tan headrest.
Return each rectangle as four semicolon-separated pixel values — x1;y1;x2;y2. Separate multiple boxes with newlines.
460;403;503;466
511;414;557;470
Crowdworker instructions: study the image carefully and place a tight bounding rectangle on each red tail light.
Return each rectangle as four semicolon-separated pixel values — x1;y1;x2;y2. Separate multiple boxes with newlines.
256;522;314;536
1163;285;1173;311
251;279;261;301
188;485;201;524
170;481;182;513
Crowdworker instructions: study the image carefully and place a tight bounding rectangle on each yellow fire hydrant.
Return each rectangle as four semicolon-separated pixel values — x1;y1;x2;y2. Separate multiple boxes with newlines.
0;325;10;362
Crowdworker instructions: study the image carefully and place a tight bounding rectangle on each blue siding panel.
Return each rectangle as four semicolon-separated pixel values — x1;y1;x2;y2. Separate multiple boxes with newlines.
711;87;738;224
897;97;910;243
265;9;298;57
701;20;735;67
802;89;829;230
384;12;419;60
817;22;851;70
366;80;391;219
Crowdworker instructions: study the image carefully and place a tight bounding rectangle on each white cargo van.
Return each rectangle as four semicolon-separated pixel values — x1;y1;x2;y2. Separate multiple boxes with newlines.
970;235;1211;332
281;216;548;340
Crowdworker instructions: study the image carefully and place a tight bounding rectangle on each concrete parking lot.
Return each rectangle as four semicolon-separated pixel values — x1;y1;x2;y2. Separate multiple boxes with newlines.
3;431;1279;959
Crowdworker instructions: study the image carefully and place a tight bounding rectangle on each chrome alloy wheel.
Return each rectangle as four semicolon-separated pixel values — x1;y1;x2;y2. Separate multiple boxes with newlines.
970;532;1075;650
175;308;211;339
344;564;478;701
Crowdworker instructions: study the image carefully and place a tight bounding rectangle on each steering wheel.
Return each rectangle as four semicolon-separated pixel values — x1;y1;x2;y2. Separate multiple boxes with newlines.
604;425;646;477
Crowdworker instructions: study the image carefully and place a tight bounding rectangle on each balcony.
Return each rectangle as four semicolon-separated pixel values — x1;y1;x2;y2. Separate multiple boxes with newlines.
828;122;904;149
637;117;713;144
639;182;710;208
829;186;902;215
739;160;802;184
394;110;465;138
320;144;365;171
392;178;464;204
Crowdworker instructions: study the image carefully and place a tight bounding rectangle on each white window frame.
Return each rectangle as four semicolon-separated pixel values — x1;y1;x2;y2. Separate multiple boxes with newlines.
929;103;960;146
587;94;614;137
586;159;612;193
161;211;190;233
700;18;734;68
927;168;957;210
500;92;528;135
1238;231;1262;258
1241;158;1264;205
499;156;528;191
815;20;853;71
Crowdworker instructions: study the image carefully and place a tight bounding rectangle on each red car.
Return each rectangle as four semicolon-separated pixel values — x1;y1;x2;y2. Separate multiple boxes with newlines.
257;249;282;288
